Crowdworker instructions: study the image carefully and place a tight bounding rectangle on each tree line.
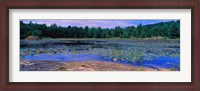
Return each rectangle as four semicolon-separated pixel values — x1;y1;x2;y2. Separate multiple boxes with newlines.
20;20;180;39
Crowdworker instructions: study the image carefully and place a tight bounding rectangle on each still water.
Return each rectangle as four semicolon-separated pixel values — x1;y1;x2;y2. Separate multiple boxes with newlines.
20;40;180;70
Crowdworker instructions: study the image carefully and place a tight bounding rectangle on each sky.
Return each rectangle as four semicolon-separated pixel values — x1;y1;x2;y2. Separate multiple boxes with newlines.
21;19;177;28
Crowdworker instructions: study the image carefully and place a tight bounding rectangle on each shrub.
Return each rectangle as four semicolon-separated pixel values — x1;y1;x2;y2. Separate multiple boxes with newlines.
27;36;39;40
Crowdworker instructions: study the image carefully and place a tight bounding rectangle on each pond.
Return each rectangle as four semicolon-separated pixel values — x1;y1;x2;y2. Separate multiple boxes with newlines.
20;39;180;71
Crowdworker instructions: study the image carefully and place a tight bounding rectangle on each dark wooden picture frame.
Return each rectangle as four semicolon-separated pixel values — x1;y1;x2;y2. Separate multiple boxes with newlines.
0;0;199;91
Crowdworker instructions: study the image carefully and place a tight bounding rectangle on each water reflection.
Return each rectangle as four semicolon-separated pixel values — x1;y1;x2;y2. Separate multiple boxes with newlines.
20;40;180;70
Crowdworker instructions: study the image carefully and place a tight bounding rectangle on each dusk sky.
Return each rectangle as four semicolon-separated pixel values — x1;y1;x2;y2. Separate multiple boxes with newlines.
21;19;177;28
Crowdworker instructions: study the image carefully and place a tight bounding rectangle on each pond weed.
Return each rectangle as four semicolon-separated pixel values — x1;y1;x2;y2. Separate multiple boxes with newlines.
135;50;143;62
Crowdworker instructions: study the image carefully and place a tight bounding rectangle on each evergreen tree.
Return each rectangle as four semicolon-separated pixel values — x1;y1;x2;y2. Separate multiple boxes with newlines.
20;20;180;39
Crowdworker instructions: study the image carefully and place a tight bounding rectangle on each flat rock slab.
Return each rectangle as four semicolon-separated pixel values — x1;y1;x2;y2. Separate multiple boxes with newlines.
20;60;170;71
56;61;170;71
20;60;65;71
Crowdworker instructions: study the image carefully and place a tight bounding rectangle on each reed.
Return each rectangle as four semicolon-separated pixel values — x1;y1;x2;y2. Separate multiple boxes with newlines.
99;49;102;56
129;49;135;62
135;50;143;62
121;50;126;61
112;50;117;58
117;49;122;60
105;50;110;59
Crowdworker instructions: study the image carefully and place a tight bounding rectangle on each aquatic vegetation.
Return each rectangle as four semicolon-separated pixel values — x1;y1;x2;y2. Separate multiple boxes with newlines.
113;58;118;62
170;67;175;71
99;49;103;56
176;64;180;71
121;50;126;61
72;51;79;54
135;50;143;62
117;49;122;60
20;39;180;70
112;50;117;58
128;49;135;63
170;63;181;71
105;50;110;59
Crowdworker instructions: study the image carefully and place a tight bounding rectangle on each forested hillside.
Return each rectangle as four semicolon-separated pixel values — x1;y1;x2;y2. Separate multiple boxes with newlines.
20;20;180;39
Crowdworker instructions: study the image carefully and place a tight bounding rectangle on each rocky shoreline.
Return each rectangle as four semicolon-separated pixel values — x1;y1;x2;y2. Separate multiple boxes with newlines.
20;60;65;71
20;60;170;71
